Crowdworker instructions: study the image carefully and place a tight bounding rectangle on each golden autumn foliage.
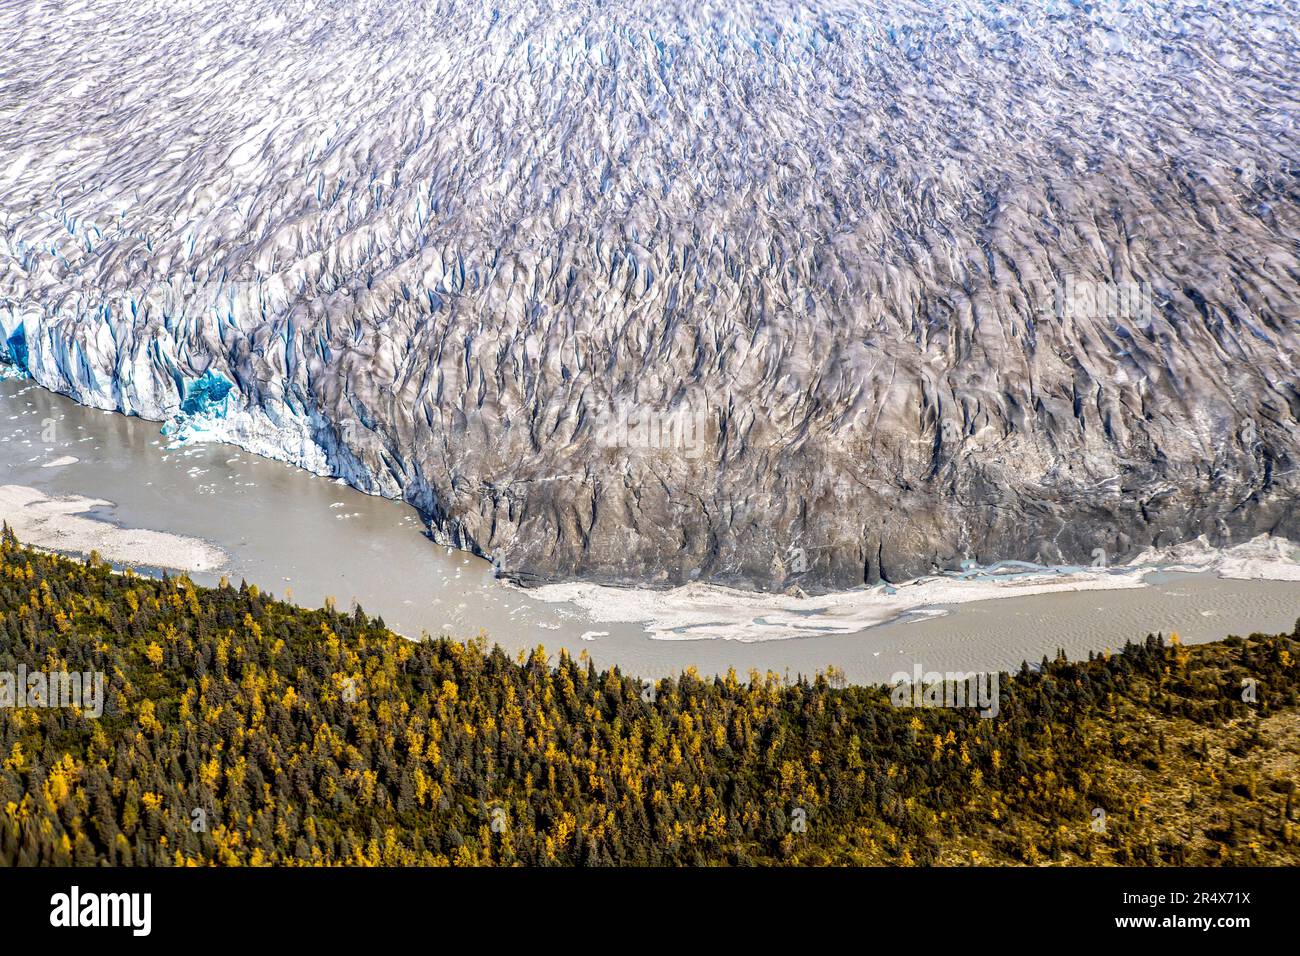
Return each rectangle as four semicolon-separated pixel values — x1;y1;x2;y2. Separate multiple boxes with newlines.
0;526;1298;866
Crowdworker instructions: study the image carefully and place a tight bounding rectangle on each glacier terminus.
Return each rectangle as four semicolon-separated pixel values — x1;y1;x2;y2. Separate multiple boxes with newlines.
1;0;1297;593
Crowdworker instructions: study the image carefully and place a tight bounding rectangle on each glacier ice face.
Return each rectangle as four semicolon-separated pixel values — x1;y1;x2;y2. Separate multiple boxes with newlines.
177;371;234;417
1;0;1297;591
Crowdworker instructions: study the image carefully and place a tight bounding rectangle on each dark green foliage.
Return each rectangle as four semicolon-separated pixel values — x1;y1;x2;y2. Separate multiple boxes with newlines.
0;528;1296;866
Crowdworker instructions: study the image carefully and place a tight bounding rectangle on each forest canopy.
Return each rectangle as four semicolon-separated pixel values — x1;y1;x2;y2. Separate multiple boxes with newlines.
0;527;1297;866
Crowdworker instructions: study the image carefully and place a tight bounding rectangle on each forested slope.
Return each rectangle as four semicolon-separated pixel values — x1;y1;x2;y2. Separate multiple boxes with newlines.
0;529;1296;866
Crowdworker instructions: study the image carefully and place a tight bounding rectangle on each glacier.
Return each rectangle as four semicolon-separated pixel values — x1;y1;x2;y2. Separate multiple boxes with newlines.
0;0;1297;593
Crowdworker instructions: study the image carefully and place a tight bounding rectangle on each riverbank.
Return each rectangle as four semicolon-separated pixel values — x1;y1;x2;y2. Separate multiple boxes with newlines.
0;483;226;573
2;376;1299;684
6;532;1298;865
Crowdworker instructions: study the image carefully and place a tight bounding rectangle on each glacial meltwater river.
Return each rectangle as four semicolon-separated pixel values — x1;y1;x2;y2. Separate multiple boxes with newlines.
2;377;1298;685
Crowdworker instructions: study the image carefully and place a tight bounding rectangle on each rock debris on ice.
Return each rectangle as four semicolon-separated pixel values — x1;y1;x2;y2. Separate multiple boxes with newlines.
0;0;1297;592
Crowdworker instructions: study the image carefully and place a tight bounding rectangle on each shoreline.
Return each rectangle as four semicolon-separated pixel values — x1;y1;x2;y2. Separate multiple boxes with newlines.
0;484;227;575
10;367;1299;604
1;376;1298;664
527;534;1300;643
3;464;1296;649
